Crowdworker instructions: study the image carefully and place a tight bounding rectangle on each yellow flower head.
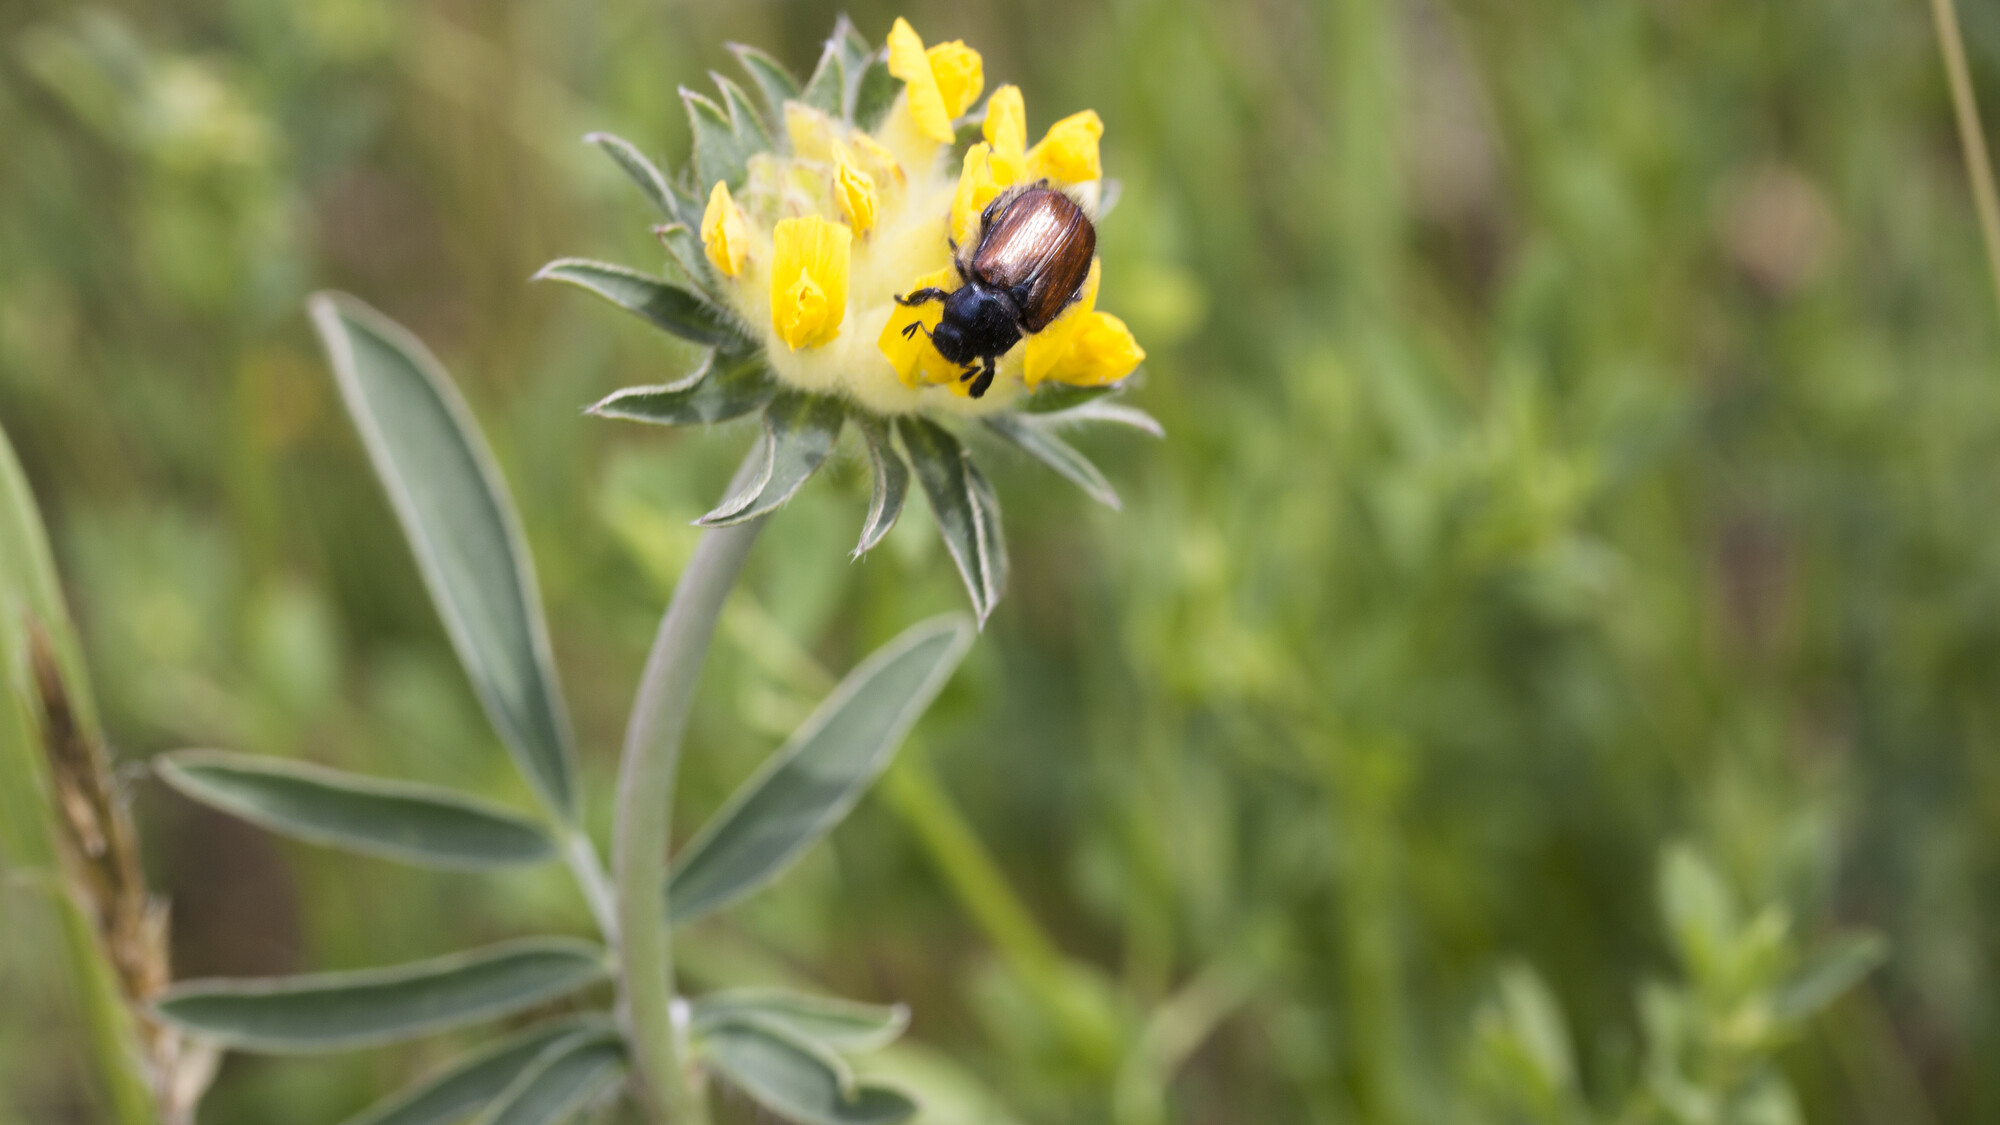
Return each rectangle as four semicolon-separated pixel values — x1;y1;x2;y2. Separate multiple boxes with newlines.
701;181;748;277
770;215;851;350
887;18;983;144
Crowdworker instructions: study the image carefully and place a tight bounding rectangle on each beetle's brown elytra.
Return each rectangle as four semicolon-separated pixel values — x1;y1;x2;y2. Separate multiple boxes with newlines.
894;184;1098;398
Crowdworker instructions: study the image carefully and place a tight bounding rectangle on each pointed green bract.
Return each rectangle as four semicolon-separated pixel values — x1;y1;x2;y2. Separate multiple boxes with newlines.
587;353;776;427
693;990;909;1053
654;223;720;302
154;750;556;871
704;1022;918;1125
154;938;608;1053
898;418;1007;625
338;1019;610;1125
1019;382;1119;414
798;37;846;117
697;392;846;528
473;1030;625;1125
852;415;909;558
729;43;801;126
669;616;973;925
534;259;740;348
684;86;763;194
583;131;683;220
829;16;886;127
309;293;578;819
984;414;1121;510
713;73;774;155
1037;398;1164;437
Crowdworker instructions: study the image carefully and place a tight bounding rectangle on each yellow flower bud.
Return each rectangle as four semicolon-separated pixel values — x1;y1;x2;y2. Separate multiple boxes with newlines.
950;143;1003;246
1028;109;1104;184
848;132;905;188
832;142;880;236
769;215;851;350
982;84;1029;185
700;180;747;277
878;267;965;388
1045;312;1144;387
887;18;982;144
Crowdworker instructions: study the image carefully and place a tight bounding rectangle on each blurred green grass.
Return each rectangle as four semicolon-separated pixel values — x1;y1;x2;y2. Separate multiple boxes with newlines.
6;0;2000;1121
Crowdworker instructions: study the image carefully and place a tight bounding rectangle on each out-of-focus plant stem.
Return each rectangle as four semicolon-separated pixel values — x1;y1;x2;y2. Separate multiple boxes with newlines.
612;514;765;1125
1931;0;2000;327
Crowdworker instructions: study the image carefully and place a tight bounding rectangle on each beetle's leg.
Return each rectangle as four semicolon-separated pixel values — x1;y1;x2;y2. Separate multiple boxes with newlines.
968;359;996;399
895;287;952;307
901;321;934;341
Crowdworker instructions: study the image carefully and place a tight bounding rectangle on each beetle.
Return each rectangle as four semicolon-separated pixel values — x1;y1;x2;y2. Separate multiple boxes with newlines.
895;183;1096;398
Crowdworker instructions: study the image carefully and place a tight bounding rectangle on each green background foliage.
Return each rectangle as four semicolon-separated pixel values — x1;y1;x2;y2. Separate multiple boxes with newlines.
3;0;1999;1121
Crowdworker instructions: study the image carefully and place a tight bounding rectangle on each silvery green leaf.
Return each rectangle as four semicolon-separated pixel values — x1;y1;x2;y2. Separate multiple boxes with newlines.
473;1029;625;1125
852;414;909;558
309;294;578;818
653;223;720;302
153;939;608;1053
154;750;554;871
693;990;909;1053
684;86;759;193
1770;933;1886;1021
898;418;1006;625
582;132;682;220
712;73;774;154
828;16;884;127
704;1023;918;1125
696;392;846;528
1034;398;1165;438
587;353;775;427
669;616;974;925
983;414;1120;510
1019;383;1118;414
798;34;846;116
339;1018;611;1125
849;54;894;131
729;43;801;126
533;259;740;349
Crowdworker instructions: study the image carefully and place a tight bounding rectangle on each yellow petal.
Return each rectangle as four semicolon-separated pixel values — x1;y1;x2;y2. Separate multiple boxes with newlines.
950;143;1002;246
700;180;747;277
878;267;964;388
926;40;984;119
1044;311;1144;387
848;132;905;188
887;18;954;144
769;215;851;350
1022;259;1101;385
832;142;879;236
1027;109;1104;184
982;84;1029;185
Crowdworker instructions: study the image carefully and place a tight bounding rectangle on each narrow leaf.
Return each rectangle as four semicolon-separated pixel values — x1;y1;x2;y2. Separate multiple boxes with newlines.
154;750;555;871
669;616;974;925
684;86;758;193
533;259;740;349
798;39;845;116
898;418;1007;625
696;392;846;528
1038;398;1164;438
1771;933;1887;1021
654;223;720;301
475;1030;625;1125
852;415;909;558
713;73;775;154
587;353;775;427
705;1023;917;1125
728;43;801;125
694;989;909;1052
339;1018;610;1125
154;939;608;1053
1020;383;1118;414
309;294;577;818
849;58;894;130
830;16;877;122
583;132;682;220
984;414;1121;510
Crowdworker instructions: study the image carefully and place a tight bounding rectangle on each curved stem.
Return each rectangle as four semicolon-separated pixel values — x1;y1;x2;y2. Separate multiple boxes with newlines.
1932;0;2000;327
614;511;765;1124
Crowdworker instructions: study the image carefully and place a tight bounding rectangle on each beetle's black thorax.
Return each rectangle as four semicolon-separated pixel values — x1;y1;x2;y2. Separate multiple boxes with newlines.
932;284;1022;365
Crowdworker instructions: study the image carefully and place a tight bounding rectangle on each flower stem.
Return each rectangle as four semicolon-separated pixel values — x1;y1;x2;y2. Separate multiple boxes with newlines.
1931;0;2000;327
613;510;765;1125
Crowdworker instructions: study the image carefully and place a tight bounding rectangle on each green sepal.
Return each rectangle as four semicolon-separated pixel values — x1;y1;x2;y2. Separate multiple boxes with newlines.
898;417;1007;626
683;85;763;194
852;414;909;558
582;132;684;220
728;43;802;128
696;392;846;527
712;72;775;155
983;413;1121;510
533;258;743;349
586;352;776;428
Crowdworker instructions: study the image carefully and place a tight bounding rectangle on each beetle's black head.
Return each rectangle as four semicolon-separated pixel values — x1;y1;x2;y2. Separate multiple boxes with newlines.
934;283;1022;366
929;319;974;365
